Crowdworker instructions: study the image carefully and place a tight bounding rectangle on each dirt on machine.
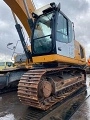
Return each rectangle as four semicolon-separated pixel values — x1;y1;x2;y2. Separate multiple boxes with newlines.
3;0;86;110
18;67;86;110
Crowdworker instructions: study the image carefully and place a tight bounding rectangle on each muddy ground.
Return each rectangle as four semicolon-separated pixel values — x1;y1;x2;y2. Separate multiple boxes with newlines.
0;75;90;120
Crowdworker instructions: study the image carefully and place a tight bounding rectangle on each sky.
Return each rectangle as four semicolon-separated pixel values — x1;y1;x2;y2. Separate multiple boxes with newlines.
0;0;90;61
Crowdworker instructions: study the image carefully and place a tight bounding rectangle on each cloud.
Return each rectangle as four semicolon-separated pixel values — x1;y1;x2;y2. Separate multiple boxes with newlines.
59;0;89;17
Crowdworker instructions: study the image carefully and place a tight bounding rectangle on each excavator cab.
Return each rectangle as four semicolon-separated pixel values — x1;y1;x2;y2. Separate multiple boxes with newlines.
31;3;74;60
30;3;86;66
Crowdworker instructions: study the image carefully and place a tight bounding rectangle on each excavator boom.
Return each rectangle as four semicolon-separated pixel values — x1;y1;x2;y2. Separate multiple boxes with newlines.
4;0;35;36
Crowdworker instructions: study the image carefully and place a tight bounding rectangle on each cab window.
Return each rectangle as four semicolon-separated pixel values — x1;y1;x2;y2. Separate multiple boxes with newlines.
6;62;13;67
0;62;5;66
56;13;68;43
56;12;74;43
68;21;73;42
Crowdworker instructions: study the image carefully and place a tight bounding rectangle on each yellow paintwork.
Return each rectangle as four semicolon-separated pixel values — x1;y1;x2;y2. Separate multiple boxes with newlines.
32;54;86;65
14;61;26;67
74;41;81;60
32;40;86;66
4;0;35;36
14;59;32;68
14;45;31;68
0;62;14;70
74;40;86;61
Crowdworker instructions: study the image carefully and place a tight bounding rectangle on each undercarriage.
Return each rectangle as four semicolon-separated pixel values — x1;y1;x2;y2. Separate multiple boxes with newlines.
18;66;86;110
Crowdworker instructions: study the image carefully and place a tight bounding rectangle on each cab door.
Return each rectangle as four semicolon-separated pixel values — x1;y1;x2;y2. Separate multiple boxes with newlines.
56;12;75;58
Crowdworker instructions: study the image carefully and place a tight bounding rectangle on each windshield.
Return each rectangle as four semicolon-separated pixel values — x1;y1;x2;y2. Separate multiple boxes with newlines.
6;62;13;67
33;12;53;54
0;62;13;67
0;62;5;66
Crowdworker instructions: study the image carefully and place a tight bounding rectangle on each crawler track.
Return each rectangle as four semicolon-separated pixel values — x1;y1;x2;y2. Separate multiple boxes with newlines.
18;67;86;110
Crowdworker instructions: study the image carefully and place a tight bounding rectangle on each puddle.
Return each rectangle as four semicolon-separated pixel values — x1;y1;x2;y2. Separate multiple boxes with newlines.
0;114;15;120
0;75;90;120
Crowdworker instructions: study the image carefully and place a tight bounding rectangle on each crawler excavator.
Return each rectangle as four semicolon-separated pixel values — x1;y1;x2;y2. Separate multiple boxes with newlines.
4;0;86;110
